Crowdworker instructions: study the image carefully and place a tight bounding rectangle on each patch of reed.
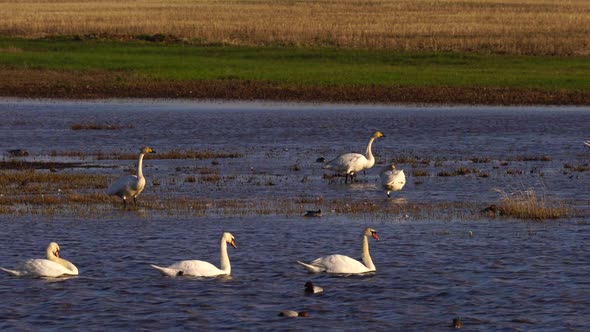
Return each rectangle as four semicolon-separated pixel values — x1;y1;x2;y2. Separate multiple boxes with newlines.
0;170;109;196
437;166;478;177
412;169;430;177
495;188;572;220
470;157;493;163
563;163;590;172
200;173;221;183
70;123;134;130
513;155;553;162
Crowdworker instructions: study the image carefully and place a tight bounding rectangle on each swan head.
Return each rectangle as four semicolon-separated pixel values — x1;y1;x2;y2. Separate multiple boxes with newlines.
371;131;385;139
140;146;156;154
363;228;379;241
381;164;397;173
222;232;237;248
46;242;61;259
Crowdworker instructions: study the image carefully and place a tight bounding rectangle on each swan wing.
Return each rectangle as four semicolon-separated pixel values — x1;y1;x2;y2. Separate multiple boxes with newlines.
107;175;140;196
300;255;371;274
2;259;77;278
585;141;590;148
150;264;183;277
324;153;367;173
152;260;225;277
297;261;325;273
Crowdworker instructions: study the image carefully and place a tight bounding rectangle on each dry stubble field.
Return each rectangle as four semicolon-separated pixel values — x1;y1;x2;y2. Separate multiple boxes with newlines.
1;0;589;56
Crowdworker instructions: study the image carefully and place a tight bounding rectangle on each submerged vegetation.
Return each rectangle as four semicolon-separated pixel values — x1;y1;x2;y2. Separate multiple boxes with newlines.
0;149;582;221
71;123;134;130
41;149;243;160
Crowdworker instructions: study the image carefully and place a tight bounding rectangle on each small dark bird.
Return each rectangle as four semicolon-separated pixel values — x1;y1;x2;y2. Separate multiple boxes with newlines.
279;310;309;317
480;204;500;217
304;209;322;217
304;281;324;294
452;317;462;329
316;157;326;163
7;149;29;157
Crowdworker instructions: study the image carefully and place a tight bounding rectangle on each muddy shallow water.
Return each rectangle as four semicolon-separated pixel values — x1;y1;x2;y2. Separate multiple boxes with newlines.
0;99;590;330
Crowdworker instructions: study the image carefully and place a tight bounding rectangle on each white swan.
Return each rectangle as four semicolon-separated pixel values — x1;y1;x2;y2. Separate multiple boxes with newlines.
107;146;155;207
584;141;590;148
150;232;237;277
324;131;385;183
0;242;79;278
380;164;406;198
297;227;379;274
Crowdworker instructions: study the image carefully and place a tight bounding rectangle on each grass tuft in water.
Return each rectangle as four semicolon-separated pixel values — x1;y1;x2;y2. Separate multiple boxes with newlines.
495;188;572;220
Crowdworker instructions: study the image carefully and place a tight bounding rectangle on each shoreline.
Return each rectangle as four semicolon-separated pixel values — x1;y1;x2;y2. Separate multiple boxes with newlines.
1;72;589;106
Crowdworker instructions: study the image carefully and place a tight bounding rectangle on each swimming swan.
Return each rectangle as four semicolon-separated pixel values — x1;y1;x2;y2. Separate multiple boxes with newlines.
297;227;379;274
380;164;406;198
0;242;79;277
324;131;385;183
107;146;156;207
150;232;237;277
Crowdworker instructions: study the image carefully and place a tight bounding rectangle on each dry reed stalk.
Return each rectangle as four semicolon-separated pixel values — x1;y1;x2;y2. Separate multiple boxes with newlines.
495;188;571;220
0;0;589;55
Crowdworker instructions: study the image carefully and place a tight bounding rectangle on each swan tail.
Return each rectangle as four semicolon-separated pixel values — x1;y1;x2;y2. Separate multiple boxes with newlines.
297;261;324;273
150;264;182;277
0;267;23;276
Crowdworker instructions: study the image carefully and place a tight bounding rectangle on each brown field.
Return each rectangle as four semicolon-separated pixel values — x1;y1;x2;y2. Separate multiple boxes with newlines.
1;68;589;105
1;0;589;55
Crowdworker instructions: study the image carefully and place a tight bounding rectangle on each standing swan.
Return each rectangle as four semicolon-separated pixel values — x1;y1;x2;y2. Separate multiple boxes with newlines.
324;131;385;183
0;242;79;277
380;164;406;198
107;146;156;207
297;227;379;274
150;232;237;277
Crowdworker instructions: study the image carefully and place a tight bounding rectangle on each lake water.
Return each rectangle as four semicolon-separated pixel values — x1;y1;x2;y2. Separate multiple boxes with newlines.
0;99;589;331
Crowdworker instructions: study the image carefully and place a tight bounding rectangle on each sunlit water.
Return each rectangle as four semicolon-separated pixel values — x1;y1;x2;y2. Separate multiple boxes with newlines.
1;99;590;330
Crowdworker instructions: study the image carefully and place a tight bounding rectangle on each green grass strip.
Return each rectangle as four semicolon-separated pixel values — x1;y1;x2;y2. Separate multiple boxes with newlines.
0;37;589;90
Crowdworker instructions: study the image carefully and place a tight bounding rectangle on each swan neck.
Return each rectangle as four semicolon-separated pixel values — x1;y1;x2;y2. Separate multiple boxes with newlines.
219;238;231;274
137;153;145;179
46;247;78;274
361;234;375;271
365;137;376;163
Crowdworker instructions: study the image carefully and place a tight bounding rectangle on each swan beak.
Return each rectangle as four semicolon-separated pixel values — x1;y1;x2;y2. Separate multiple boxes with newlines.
54;250;60;258
371;232;379;241
230;239;237;248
